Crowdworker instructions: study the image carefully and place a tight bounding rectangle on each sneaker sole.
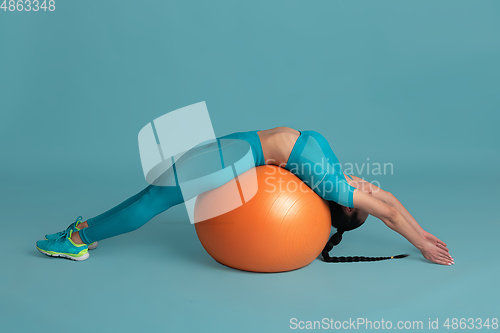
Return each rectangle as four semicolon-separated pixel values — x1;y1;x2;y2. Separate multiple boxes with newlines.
36;246;89;261
88;241;98;250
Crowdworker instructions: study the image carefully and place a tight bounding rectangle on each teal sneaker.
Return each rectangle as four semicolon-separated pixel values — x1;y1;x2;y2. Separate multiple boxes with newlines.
45;216;98;250
36;229;89;261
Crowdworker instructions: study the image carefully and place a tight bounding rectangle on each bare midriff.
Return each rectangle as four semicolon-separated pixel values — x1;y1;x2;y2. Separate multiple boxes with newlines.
257;127;301;167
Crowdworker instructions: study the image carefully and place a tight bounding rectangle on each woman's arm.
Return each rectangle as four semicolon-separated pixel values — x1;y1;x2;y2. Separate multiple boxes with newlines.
346;174;449;250
347;175;423;231
352;189;453;265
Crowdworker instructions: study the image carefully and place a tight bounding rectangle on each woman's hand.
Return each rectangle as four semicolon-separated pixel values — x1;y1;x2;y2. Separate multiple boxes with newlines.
419;238;454;265
421;230;449;252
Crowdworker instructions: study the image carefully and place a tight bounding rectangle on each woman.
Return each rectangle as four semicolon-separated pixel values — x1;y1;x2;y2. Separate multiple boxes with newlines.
36;127;453;266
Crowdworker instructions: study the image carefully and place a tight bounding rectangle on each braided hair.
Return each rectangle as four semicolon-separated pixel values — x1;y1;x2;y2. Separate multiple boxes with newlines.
321;201;409;263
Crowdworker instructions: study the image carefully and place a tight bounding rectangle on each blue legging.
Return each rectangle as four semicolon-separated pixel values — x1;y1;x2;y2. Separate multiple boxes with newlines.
79;129;356;244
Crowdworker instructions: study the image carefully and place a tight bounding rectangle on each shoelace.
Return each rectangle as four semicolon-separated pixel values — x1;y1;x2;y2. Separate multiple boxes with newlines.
55;216;83;242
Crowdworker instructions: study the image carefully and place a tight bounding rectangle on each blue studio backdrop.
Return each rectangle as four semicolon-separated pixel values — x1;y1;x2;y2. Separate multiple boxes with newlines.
1;1;499;333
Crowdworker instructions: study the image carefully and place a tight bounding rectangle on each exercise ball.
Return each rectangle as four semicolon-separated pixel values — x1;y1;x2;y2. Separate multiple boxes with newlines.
194;165;331;273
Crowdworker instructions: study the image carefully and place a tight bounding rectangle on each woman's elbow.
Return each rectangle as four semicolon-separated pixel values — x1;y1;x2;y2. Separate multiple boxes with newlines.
381;206;399;226
379;190;396;205
386;191;397;201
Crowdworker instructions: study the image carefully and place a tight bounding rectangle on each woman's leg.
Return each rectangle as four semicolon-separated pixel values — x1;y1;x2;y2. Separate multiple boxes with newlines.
78;185;184;244
77;134;263;244
84;185;154;227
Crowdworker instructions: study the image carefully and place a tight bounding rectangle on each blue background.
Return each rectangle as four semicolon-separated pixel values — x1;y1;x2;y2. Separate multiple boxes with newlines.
1;1;499;332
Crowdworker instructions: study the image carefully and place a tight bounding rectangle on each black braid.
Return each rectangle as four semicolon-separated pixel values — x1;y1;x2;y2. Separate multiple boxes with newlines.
321;229;409;263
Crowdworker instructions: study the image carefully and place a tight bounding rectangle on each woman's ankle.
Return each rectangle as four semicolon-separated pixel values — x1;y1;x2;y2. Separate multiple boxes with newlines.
71;231;85;245
78;221;89;229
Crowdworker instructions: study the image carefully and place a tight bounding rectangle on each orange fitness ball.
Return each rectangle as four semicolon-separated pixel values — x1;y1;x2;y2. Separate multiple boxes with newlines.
194;165;332;273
